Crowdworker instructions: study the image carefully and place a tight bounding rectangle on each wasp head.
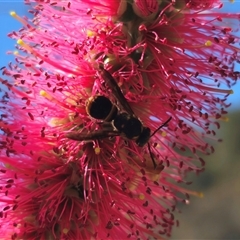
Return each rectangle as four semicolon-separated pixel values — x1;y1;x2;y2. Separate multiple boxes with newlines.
136;127;151;147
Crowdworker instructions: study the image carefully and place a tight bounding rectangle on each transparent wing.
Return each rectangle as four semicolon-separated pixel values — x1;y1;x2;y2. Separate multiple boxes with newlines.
66;129;120;141
99;67;135;116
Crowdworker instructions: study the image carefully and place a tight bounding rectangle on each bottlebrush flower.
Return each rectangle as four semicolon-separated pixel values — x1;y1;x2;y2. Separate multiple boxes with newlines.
0;0;239;239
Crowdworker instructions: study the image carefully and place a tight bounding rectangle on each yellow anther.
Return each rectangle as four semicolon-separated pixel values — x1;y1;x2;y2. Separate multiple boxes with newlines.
94;147;101;155
17;39;24;46
172;185;204;198
40;90;53;101
198;192;204;198
221;116;229;122
10;11;17;17
161;131;167;137
10;11;30;27
205;40;213;47
5;163;11;169
139;193;145;200
17;39;35;55
187;190;204;198
62;228;69;234
13;51;19;55
86;30;95;37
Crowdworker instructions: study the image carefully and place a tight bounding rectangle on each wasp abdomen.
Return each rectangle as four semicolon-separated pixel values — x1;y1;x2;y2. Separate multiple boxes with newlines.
86;95;117;121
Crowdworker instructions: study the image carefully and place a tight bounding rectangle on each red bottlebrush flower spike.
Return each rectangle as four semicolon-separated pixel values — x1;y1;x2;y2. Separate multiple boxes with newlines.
0;1;239;239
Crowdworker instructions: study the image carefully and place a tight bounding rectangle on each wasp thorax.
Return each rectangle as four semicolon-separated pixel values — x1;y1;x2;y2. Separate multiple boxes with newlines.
113;113;142;139
86;95;117;121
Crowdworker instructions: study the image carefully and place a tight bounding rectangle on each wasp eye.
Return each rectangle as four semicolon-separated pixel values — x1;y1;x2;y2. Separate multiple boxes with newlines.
87;96;113;120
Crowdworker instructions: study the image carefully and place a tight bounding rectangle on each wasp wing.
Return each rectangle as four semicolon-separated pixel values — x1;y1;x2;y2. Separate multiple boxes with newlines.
66;129;120;141
99;67;135;116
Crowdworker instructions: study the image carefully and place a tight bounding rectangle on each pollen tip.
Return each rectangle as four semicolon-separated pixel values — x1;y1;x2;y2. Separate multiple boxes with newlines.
94;147;101;155
222;116;229;122
86;30;95;37
17;39;24;46
198;192;204;198
230;90;234;94
62;228;69;234
13;51;19;55
139;193;145;200
39;90;46;96
40;90;53;101
10;11;17;17
161;131;167;137
205;40;212;47
190;191;204;198
5;163;11;169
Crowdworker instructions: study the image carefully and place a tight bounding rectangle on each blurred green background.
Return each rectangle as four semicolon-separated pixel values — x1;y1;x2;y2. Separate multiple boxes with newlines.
172;111;240;239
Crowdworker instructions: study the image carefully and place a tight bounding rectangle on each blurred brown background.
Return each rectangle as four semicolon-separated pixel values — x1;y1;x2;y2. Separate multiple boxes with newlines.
172;111;240;239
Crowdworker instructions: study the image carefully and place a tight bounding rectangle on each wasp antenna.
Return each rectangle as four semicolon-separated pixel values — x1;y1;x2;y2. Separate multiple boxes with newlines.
148;142;157;169
150;116;172;138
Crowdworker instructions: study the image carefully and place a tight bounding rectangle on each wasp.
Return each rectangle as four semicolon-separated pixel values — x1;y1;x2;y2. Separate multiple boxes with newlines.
66;67;171;168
